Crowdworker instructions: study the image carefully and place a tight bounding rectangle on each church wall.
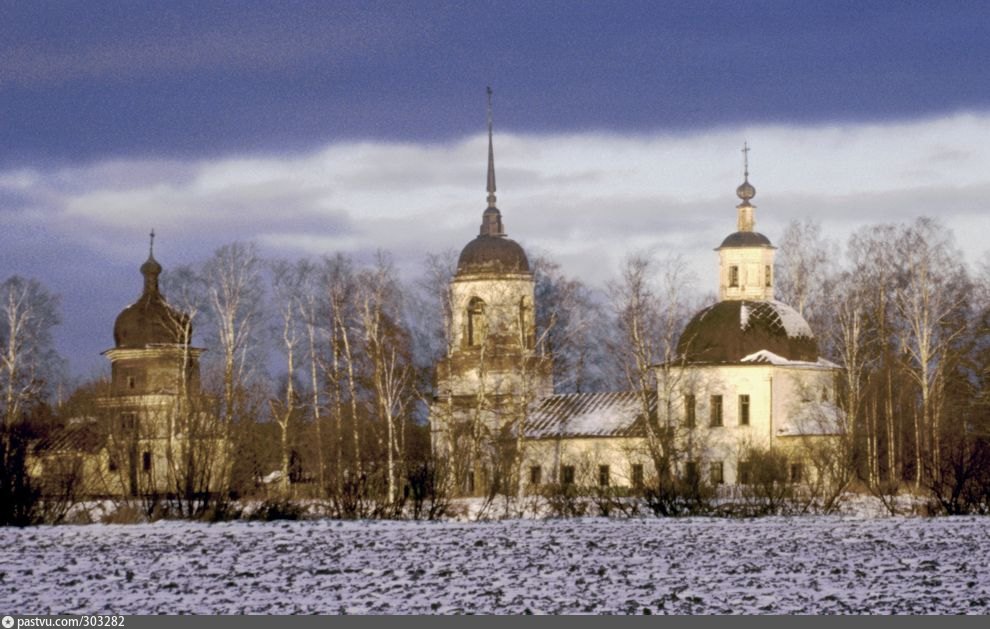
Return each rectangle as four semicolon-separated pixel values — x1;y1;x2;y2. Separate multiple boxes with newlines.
521;436;654;489
664;363;839;485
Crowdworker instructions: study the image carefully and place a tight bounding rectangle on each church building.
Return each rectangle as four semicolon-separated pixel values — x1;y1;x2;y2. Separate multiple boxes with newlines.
429;101;844;496
31;238;226;499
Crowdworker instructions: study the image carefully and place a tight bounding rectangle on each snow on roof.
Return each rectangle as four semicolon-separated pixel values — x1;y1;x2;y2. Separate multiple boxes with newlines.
777;401;845;437
525;391;655;439
740;350;839;368
767;300;814;338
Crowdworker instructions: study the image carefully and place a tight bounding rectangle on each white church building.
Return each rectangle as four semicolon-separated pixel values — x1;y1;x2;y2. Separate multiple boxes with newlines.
429;99;843;495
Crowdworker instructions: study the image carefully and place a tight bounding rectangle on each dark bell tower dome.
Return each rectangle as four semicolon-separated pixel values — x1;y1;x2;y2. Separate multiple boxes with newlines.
112;234;188;348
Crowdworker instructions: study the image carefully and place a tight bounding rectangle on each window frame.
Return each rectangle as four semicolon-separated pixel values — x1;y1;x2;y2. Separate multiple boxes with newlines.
738;394;750;426
631;464;644;489
684;394;696;428
529;465;542;486
709;395;723;427
561;465;576;486
710;461;724;485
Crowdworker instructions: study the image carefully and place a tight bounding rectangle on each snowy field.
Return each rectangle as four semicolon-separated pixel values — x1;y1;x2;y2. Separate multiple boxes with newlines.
3;516;990;614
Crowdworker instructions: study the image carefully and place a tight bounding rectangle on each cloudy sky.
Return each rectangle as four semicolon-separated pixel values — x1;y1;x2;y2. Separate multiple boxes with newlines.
3;1;990;378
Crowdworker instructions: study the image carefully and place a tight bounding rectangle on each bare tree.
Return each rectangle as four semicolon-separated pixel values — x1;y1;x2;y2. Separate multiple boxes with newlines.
201;242;265;425
892;218;971;487
1;276;62;428
774;218;838;356
356;253;415;508
269;259;309;495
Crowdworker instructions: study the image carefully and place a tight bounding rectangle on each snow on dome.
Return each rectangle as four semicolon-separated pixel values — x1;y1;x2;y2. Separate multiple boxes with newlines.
677;300;819;363
766;300;814;338
740;350;839;368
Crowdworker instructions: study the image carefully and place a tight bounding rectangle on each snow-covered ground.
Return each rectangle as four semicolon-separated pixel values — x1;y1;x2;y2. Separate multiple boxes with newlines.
3;516;989;614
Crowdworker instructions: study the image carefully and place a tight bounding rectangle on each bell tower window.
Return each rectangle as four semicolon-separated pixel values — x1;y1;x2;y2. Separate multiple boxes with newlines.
467;297;486;347
765;265;772;287
729;266;739;288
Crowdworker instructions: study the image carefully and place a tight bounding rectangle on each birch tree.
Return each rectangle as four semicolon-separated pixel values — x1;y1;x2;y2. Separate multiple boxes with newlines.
1;276;62;428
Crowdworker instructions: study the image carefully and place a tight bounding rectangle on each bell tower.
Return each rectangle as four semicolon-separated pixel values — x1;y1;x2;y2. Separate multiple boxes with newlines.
431;89;553;495
717;143;776;301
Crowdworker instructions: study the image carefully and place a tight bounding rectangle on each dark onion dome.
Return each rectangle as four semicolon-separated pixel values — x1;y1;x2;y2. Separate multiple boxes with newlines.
677;300;818;364
113;254;189;348
456;233;531;275
718;230;773;248
736;178;756;202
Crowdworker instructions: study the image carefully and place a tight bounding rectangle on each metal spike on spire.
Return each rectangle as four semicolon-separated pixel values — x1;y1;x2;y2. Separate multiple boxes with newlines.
742;141;750;180
149;228;156;257
486;86;497;209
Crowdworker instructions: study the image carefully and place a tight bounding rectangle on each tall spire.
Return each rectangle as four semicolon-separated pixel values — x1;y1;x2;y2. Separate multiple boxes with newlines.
149;228;156;258
486;86;497;209
479;87;505;237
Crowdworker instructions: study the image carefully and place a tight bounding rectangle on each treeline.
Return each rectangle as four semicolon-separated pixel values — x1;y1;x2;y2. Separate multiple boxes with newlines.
2;216;990;524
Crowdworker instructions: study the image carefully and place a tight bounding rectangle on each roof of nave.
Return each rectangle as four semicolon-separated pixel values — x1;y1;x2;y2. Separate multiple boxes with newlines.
525;390;656;439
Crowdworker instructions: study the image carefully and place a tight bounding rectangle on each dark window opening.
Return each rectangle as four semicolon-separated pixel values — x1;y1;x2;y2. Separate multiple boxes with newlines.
685;461;699;484
598;465;610;487
790;463;804;483
142;451;152;473
466;471;475;493
684;394;696;428
561;465;575;485
710;395;723;427
529;466;542;486
738;461;751;485
467;298;486;347
108;456;118;473
710;461;724;485
729;265;739;287
765;265;772;287
127;376;136;389
631;464;644;489
739;394;750;426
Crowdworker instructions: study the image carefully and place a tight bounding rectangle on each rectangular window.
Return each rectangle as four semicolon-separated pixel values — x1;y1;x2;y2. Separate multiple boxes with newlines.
710;395;723;427
684;394;696;428
598;465;610;487
738;461;751;485
739;394;750;426
729;265;739;287
631;464;644;489
121;413;136;431
790;463;804;483
529;465;542;486
765;265;772;287
142;451;152;473
710;461;724;485
561;465;575;485
685;461;699;484
108;456;118;473
466;471;475;493
127;376;136;389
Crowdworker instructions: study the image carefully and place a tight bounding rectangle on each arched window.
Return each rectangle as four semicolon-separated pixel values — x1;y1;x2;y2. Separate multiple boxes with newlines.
467;297;486;347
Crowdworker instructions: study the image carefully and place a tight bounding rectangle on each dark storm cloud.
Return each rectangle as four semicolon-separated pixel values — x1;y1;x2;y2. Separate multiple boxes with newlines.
3;2;990;165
